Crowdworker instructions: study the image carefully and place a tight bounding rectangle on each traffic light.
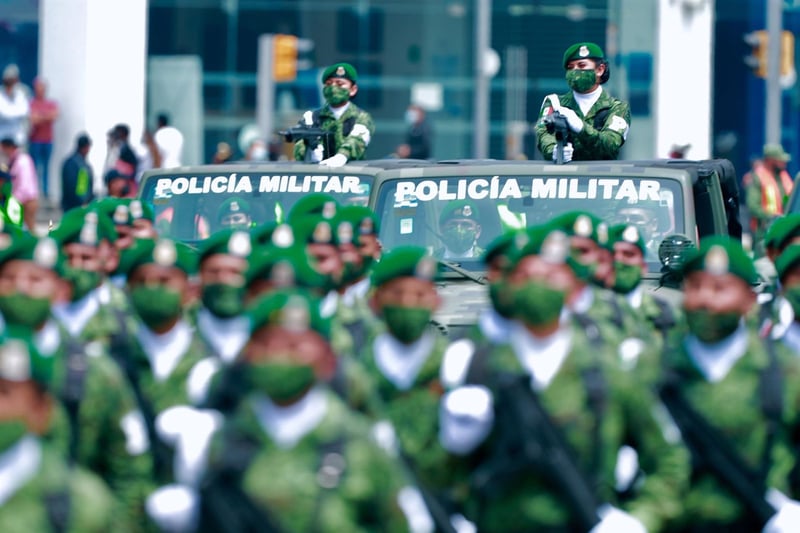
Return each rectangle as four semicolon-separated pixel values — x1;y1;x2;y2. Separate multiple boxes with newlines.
273;34;298;82
744;30;795;80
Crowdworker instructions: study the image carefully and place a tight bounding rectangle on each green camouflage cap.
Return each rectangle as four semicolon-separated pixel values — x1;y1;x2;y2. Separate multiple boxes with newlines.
217;197;251;223
562;42;605;68
370;246;439;288
124;237;198;276
287;193;338;225
608;223;646;254
439;200;480;227
248;289;331;339
321;62;358;84
199;229;253;264
0;326;55;389
765;214;800;251
50;207;118;246
682;236;757;284
775;244;800;281
763;143;791;162
0;234;63;274
246;244;327;290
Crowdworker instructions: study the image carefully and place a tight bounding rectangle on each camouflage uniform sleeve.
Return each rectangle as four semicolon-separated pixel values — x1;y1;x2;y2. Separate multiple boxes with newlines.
68;466;119;533
293;139;307;161
337;109;375;161
572;98;631;160
745;172;770;220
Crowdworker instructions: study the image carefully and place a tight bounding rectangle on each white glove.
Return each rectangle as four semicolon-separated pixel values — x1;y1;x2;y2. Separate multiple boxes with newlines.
439;385;494;455
552;142;574;163
302;110;314;126
310;144;325;163
320;153;348;167
763;492;800;533
558;106;585;133
146;484;199;533
589;506;646;533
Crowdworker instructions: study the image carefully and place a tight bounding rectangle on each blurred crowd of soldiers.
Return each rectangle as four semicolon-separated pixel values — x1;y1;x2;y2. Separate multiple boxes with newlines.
2;188;800;533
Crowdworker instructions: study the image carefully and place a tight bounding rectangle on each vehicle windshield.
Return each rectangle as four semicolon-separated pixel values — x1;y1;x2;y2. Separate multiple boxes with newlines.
139;171;373;242
374;174;685;273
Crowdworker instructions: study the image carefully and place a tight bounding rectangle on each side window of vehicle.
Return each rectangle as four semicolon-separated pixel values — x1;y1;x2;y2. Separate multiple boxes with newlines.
693;174;726;239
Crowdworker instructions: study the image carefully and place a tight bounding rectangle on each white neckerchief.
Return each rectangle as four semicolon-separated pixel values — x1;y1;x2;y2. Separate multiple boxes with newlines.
373;331;436;391
52;286;101;337
0;436;42;506
319;291;339;319
443;246;477;260
197;308;250;364
110;274;127;289
136;319;193;382
330;102;350;120
771;295;795;339
782;321;800;355
573;85;603;116
685;322;749;383
252;387;328;449
626;286;643;310
34;319;61;356
569;285;594;315
478;308;514;344
341;277;370;308
510;321;572;391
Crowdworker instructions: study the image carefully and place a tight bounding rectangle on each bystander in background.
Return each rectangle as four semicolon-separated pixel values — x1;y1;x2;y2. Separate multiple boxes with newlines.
395;103;432;159
0;64;29;147
28;77;59;201
61;133;94;212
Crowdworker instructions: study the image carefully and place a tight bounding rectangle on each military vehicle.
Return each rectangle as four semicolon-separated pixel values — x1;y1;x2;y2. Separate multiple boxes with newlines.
368;158;742;337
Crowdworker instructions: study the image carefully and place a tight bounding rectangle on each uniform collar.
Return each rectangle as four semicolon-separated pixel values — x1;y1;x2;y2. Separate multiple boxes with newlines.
625;286;643;309
0;435;41;506
684;322;749;382
443;246;477;260
341;277;370;307
572;85;603;116
373;331;436;391
569;284;594;314
33;319;61;356
478;307;514;344
52;286;102;337
252;387;328;449
782;321;800;354
328;101;351;120
136;318;193;382
509;321;573;391
197;308;250;364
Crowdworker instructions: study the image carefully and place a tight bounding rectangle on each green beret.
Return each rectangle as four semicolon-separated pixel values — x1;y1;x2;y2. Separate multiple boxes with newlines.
551;210;609;247
251;222;279;247
776;245;800;281
124;238;197;276
765;214;800;251
370;246;439;288
50;207;118;246
337;205;380;237
292;216;337;246
0;234;63;273
0;326;54;389
94;198;155;226
246;245;327;290
510;223;590;280
562;42;605;68
287;193;338;225
217;198;251;223
608;223;646;254
439;200;480;227
483;230;525;266
248;289;331;339
682;236;757;284
199;229;253;264
321;62;358;84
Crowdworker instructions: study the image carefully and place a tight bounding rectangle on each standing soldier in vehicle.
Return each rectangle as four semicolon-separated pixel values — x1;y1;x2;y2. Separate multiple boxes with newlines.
745;144;796;258
660;236;800;532
536;42;631;162
292;62;375;167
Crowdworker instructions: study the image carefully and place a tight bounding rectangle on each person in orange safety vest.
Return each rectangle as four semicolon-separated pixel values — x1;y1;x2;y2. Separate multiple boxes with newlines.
745;143;795;257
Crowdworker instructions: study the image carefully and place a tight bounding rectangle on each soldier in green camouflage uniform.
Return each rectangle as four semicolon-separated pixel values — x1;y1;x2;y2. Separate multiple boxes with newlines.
0;329;116;532
435;200;485;260
293;62;375;165
536;42;630;162
660;236;800;531
438;224;689;532
0;229;152;529
94;198;158;288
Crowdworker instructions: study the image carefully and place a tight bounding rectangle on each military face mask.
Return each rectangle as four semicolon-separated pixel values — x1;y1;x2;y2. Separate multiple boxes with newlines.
685;309;741;343
443;225;477;255
323;85;351;106
0;420;27;454
130;285;183;329
514;281;566;327
488;280;516;319
62;267;101;302
566;68;597;93
612;261;642;294
382;305;432;345
249;360;316;403
0;293;51;328
202;283;245;319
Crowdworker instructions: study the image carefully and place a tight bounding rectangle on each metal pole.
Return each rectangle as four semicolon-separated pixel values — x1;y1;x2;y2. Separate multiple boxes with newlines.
766;0;783;145
473;0;491;158
257;35;275;146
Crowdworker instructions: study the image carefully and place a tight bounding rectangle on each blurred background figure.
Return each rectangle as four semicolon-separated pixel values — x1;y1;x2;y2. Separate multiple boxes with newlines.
104;168;134;199
245;138;268;161
211;141;233;164
744;143;794;257
395;103;432;159
60;133;94;212
0;137;38;230
105;123;139;181
153;111;184;168
28;77;59;201
0;64;29;148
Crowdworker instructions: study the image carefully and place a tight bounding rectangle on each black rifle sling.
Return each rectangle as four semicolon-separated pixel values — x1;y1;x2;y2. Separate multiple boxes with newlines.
593;107;612;131
61;337;88;466
759;329;784;482
43;490;71;533
650;296;677;333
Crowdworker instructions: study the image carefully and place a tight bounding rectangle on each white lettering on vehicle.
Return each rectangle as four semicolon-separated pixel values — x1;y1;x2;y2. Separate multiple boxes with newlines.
153;174;364;196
